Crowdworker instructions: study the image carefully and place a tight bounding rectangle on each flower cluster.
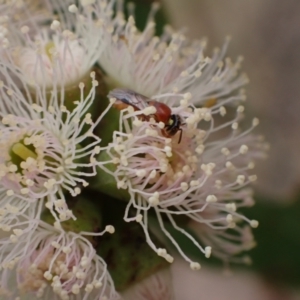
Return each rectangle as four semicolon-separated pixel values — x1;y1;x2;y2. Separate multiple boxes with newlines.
0;217;117;299
96;1;247;106
0;63;106;224
0;0;268;299
3;7;104;87
0;1;119;298
99;87;266;267
0;60;117;299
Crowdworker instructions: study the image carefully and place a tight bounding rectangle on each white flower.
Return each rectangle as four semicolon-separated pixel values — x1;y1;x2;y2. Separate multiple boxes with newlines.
98;88;266;267
41;1;247;106
122;269;174;300
92;0;246;105
0;0;54;50
0;0;50;26
0;219;119;300
0;61;112;223
190;219;256;265
1;2;106;88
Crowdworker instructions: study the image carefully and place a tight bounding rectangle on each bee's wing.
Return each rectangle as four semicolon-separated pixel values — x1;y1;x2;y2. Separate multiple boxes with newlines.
108;88;150;110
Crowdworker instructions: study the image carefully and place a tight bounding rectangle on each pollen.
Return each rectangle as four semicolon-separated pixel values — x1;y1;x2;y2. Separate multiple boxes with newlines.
149;192;160;206
105;225;115;234
250;220;259;228
205;247;212;258
236;175;246;185
50;20;60;31
239;145;249;154
221;147;230;156
68;4;78;13
252;118;260;126
143;106;157;115
219;106;226;116
206;195;217;203
190;262;201;270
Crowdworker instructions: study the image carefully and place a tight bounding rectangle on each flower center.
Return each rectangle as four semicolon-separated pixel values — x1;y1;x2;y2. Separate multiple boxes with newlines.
9;138;38;173
44;41;56;62
15;35;86;88
18;251;71;296
0;116;64;196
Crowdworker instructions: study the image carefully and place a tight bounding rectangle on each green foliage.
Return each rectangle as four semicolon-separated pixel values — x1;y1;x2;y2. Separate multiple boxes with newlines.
147;214;226;269
41;195;102;245
93;150;130;201
97;104;120;146
244;196;300;287
124;0;167;35
97;197;168;291
148;196;300;289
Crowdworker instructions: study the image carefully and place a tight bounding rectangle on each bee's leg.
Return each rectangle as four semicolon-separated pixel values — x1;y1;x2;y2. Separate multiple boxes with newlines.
178;128;183;144
150;124;160;131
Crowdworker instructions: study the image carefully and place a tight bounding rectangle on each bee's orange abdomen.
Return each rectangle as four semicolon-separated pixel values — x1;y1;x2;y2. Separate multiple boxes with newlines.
112;100;130;110
148;100;172;124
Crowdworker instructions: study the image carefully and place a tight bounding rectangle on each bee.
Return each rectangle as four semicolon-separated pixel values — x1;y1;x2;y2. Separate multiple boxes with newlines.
109;88;183;143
